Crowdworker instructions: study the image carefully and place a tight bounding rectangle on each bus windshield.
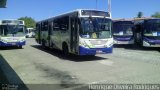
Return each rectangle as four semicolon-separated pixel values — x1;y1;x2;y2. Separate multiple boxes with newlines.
113;22;134;36
144;19;160;34
0;25;25;37
80;17;112;39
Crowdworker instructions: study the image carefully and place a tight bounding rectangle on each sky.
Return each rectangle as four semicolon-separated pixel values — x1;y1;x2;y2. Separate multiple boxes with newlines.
0;0;160;21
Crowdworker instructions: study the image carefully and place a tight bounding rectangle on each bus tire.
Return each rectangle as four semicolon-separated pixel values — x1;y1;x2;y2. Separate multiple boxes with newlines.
63;44;69;57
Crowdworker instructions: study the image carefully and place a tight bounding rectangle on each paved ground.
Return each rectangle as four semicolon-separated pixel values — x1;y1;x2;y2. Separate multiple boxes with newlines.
0;38;160;90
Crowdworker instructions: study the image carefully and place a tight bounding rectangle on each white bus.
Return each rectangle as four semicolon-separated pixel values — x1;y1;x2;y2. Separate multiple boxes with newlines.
25;28;35;38
0;20;26;48
134;18;160;47
113;19;135;45
35;9;113;55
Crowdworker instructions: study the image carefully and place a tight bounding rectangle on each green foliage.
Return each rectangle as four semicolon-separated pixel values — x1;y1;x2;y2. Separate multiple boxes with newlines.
18;16;36;28
137;12;143;18
151;12;160;18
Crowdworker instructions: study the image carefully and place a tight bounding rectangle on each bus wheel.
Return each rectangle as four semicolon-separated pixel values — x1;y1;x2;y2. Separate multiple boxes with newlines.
63;44;69;57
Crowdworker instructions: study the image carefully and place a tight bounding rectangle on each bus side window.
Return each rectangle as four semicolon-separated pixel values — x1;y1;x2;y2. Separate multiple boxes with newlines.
36;24;39;32
53;19;60;31
42;23;45;31
29;29;31;33
0;27;1;35
60;16;69;31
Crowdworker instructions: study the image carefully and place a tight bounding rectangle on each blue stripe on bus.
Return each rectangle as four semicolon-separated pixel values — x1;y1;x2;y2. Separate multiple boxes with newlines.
143;37;160;44
0;41;26;46
114;36;134;41
79;46;113;55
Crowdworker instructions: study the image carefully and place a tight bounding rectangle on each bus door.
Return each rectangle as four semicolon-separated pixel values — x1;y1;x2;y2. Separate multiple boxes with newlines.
135;24;142;44
70;14;79;54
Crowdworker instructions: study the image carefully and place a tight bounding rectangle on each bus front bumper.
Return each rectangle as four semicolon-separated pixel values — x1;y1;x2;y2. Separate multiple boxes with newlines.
79;46;113;55
0;41;26;47
143;40;160;47
143;38;160;47
114;39;134;44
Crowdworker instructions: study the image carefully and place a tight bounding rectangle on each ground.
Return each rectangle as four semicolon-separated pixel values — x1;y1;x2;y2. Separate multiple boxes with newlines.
0;38;160;90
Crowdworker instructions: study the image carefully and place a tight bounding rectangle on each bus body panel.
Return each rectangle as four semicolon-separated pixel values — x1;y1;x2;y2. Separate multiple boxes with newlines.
79;38;113;55
0;37;26;46
113;35;134;44
142;36;160;47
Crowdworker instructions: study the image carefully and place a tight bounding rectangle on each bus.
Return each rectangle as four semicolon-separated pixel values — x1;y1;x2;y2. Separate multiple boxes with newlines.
25;28;35;38
134;18;160;47
113;19;135;44
35;9;113;55
0;20;26;48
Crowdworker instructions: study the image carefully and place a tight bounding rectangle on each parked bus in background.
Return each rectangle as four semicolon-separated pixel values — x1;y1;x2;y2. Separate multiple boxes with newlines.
25;28;35;38
35;9;113;56
0;20;26;48
134;18;160;47
113;19;135;44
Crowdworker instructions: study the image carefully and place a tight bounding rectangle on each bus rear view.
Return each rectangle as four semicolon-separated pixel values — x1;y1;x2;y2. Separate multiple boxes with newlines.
113;19;134;44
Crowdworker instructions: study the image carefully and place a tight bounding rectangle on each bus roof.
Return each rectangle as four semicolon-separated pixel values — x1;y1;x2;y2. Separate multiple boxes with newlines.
133;18;160;24
0;19;24;25
133;17;159;20
37;9;111;23
113;18;134;21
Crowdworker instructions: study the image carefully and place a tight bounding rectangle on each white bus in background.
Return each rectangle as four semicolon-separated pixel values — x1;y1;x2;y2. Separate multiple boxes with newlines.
0;20;26;48
25;28;35;38
35;9;113;56
134;18;160;47
113;19;135;45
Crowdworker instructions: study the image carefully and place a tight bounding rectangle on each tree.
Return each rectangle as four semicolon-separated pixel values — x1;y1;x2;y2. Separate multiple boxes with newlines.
18;16;36;28
151;12;160;18
137;12;143;18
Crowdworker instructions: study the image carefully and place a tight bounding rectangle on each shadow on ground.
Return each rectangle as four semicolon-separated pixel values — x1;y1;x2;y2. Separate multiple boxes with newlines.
31;45;107;62
0;54;28;90
114;44;160;52
0;46;23;50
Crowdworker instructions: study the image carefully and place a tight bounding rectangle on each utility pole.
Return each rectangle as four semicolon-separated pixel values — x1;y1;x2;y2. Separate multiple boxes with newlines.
108;0;111;17
96;0;98;9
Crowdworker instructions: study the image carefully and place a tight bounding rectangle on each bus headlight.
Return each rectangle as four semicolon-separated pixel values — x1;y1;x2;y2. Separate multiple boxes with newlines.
106;41;113;48
108;43;113;47
20;39;25;42
1;39;7;43
80;42;89;48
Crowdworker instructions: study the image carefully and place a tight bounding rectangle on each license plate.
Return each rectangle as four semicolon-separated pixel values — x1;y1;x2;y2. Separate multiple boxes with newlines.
96;50;103;53
11;43;16;45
